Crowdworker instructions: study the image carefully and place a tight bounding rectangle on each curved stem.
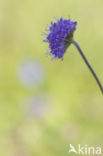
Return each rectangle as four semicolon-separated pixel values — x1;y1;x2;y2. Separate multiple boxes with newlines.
72;40;103;94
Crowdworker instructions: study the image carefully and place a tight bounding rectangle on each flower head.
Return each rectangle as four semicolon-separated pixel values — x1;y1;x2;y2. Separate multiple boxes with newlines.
44;17;77;59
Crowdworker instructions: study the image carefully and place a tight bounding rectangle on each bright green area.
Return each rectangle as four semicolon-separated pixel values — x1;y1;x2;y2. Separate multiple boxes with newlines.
0;0;103;155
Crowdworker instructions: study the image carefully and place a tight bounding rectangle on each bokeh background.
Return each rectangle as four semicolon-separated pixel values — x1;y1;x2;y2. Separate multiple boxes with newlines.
0;0;103;155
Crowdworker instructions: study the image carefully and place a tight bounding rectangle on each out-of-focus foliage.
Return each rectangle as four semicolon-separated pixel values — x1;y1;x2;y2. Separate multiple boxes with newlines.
0;0;103;155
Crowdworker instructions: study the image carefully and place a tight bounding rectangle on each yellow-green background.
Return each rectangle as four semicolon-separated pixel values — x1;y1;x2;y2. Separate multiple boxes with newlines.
0;0;103;155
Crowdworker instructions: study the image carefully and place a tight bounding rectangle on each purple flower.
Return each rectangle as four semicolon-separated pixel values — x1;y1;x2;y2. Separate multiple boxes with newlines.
44;17;77;59
43;17;103;94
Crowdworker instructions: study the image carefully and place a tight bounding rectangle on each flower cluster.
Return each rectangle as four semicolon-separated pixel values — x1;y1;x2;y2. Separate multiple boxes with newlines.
44;17;77;59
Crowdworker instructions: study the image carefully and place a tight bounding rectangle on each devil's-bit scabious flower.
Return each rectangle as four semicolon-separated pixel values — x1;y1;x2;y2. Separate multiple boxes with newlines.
43;17;103;94
44;17;77;59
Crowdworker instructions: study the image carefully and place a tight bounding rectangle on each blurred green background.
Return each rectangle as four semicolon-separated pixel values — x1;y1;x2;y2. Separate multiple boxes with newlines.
0;0;103;155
